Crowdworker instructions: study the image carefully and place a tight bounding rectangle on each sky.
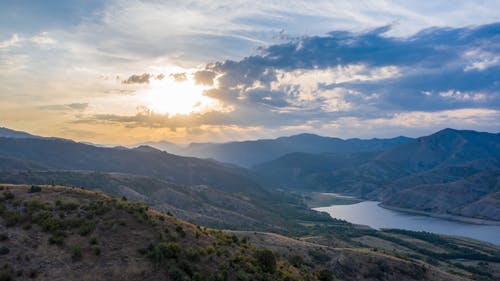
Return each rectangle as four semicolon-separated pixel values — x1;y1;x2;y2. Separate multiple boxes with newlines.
1;0;500;144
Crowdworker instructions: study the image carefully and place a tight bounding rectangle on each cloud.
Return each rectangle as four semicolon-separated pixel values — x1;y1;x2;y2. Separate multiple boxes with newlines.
201;23;500;117
0;34;21;49
194;70;216;86
122;73;151;84
170;72;187;82
39;103;89;111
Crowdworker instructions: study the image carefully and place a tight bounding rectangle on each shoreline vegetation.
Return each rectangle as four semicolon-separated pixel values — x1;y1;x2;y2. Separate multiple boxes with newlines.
306;191;500;226
303;192;363;208
378;203;500;226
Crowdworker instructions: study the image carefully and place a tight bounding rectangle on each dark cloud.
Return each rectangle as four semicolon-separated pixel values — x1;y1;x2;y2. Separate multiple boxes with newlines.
122;73;151;84
170;72;187;82
194;70;216;86
202;22;500;117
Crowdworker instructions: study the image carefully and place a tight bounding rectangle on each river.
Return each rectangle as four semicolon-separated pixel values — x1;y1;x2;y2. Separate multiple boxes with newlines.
314;201;500;245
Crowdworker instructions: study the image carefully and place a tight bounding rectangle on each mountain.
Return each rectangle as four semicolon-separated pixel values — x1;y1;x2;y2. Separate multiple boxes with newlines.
150;133;413;167
1;184;494;281
251;152;378;189
0;137;261;195
375;128;500;173
136;140;184;155
0;127;41;139
251;129;500;221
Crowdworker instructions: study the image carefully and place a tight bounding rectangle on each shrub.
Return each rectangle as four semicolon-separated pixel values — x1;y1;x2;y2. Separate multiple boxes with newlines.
48;234;65;245
92;246;101;256
78;222;95;236
27;268;38;279
146;242;181;263
89;236;98;245
288;255;304;268
175;225;186;237
255;249;276;273
0;264;14;281
4;211;19;227
167;265;183;281
316;269;333;281
2;191;14;200
28;185;42;193
71;246;82;261
185;247;200;262
308;250;331;264
0;246;9;255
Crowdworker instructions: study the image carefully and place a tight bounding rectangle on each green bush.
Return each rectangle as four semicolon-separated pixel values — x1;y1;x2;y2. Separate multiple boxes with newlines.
4;211;19;227
92;246;101;256
308;250;331;264
89;236;98;245
71;246;82;261
78;222;95;236
146;242;182;263
316;269;333;281
255;249;276;273
48;234;65;245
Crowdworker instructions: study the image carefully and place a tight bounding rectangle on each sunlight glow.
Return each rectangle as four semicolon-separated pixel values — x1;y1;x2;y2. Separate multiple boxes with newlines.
143;74;216;115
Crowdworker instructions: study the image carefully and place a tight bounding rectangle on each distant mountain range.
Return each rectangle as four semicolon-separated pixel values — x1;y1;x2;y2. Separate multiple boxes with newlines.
1;126;499;222
141;133;413;167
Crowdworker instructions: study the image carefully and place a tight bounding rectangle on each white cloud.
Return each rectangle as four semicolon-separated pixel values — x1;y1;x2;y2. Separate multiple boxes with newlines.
463;49;500;72
0;34;21;49
438;89;487;102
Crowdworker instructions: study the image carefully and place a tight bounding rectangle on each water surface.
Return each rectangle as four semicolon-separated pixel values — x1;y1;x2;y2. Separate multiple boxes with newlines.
314;201;500;245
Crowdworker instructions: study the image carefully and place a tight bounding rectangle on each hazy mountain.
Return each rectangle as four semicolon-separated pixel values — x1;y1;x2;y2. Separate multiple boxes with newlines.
135;140;184;155
0;137;262;195
0;127;41;139
251;152;378;189
150;133;413;167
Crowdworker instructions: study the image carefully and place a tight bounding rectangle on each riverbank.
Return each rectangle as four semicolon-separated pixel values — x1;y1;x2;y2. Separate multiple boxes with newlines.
303;192;362;208
379;203;500;226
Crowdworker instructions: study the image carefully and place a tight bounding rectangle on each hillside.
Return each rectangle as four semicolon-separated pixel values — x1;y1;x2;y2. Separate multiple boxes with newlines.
0;170;332;233
375;129;500;173
0;127;41;139
381;169;500;220
0;185;491;281
251;129;500;220
0;137;260;195
148;134;412;167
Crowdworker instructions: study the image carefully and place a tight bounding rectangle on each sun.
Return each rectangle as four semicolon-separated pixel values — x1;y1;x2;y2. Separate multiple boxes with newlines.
143;75;216;115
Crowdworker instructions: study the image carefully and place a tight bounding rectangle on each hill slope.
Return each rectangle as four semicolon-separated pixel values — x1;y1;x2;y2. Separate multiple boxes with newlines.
0;137;261;195
0;185;477;281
